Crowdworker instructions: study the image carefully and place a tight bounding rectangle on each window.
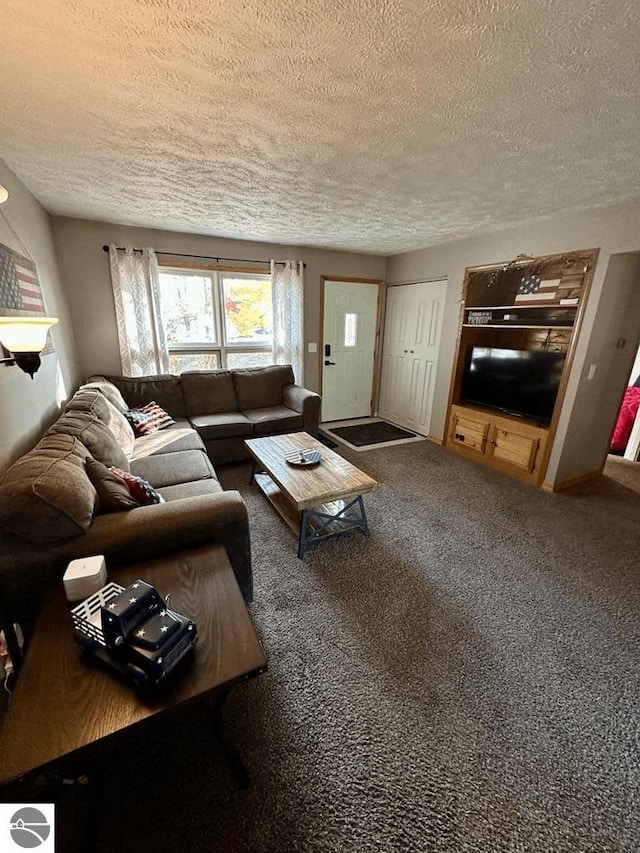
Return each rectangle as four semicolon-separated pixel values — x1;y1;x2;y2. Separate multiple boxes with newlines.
344;313;357;347
158;268;272;371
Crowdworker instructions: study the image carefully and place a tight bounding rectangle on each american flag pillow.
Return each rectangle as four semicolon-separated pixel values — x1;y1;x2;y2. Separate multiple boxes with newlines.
125;401;175;436
110;468;165;505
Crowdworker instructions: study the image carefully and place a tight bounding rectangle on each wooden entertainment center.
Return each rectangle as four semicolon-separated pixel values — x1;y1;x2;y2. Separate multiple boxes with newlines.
445;248;599;486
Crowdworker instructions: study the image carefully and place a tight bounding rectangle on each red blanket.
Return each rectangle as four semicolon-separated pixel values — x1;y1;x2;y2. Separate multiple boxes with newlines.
610;386;640;452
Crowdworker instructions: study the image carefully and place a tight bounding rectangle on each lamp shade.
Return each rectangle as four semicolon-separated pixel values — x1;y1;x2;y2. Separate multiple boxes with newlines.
0;317;58;352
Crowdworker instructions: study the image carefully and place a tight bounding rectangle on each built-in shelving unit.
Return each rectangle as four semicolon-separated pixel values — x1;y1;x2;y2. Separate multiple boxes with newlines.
445;249;599;486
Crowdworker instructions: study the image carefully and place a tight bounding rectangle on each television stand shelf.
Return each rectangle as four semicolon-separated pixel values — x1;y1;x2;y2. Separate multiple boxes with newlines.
462;323;574;330
445;248;598;486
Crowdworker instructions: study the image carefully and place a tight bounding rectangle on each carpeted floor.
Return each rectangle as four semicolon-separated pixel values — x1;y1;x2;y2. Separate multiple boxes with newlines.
88;444;639;852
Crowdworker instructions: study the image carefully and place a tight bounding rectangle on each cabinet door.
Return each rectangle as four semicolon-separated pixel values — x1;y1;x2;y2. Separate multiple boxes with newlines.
449;409;491;454
490;425;540;472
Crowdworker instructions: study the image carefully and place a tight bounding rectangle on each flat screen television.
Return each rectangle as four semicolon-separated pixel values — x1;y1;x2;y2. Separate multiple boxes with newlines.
460;347;566;423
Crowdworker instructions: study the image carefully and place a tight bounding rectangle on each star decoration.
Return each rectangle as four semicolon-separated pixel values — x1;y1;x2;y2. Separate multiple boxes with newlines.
161;625;169;633
133;583;139;589
108;602;117;609
136;628;146;637
129;597;137;603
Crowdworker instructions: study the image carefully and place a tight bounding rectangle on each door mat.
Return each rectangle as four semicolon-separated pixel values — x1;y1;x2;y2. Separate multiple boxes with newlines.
329;421;417;447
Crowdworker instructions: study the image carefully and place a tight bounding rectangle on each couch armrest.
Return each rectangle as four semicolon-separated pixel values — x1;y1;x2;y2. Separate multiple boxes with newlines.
283;384;321;435
0;492;253;623
82;491;252;601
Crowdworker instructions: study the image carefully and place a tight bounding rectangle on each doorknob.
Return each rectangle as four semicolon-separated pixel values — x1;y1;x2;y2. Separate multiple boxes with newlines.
324;360;336;366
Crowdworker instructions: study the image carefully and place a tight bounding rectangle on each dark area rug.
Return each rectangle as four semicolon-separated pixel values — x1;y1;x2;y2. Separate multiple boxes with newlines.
328;420;417;446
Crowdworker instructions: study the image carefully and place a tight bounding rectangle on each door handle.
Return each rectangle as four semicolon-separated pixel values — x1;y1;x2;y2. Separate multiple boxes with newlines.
324;360;336;366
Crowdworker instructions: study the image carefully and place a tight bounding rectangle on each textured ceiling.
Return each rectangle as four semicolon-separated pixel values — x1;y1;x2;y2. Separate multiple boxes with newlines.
1;0;640;255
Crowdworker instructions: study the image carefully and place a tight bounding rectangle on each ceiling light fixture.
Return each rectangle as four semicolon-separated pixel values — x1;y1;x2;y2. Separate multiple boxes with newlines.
0;316;59;378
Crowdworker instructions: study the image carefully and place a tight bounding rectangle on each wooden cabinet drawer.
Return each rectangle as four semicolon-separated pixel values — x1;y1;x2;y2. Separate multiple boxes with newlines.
449;411;491;453
491;427;539;472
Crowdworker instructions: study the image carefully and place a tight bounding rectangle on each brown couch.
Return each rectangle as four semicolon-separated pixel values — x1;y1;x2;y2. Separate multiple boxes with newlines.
0;380;254;645
102;364;321;464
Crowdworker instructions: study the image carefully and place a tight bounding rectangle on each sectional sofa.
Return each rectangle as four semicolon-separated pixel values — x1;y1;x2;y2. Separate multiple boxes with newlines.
0;364;320;644
103;364;321;464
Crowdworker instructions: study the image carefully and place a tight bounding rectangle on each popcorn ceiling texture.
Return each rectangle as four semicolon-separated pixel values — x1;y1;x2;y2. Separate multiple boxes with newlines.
1;0;640;254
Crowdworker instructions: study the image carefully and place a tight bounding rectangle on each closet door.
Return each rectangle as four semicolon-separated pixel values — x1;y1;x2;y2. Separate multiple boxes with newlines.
378;281;446;435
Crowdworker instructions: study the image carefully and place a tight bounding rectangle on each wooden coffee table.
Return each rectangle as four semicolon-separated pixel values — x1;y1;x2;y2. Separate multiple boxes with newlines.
245;432;378;558
0;545;267;788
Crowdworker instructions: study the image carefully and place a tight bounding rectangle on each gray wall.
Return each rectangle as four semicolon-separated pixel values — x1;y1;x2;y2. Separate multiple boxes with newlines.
0;160;81;473
386;199;640;487
560;251;640;478
51;217;387;394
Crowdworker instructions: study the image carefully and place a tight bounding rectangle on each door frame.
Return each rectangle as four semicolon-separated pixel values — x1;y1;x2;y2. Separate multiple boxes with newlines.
320;276;384;418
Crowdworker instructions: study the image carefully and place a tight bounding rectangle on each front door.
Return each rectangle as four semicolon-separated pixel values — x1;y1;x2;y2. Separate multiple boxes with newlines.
322;280;379;422
378;280;446;435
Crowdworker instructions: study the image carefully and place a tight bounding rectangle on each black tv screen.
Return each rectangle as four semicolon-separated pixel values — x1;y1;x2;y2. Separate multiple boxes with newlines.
461;347;566;423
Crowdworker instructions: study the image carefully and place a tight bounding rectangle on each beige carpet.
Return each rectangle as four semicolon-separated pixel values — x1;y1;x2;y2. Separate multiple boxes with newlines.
84;442;639;851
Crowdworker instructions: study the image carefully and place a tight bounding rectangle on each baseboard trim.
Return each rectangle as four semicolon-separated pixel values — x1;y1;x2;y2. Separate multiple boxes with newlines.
541;468;603;492
426;434;443;445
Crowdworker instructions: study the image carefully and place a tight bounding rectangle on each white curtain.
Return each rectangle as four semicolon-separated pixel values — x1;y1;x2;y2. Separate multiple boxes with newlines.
109;245;169;376
271;260;304;384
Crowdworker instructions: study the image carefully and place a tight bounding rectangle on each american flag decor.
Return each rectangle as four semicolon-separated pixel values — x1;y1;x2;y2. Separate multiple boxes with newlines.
515;274;561;304
0;241;54;354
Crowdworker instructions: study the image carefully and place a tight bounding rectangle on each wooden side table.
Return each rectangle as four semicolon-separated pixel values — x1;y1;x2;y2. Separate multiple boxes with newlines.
0;544;267;787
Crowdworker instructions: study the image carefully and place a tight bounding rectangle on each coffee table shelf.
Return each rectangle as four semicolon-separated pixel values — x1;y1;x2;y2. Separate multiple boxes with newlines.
246;432;377;558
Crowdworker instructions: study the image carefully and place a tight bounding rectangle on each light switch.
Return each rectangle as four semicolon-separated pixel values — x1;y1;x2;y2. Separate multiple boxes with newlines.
308;342;317;353
587;364;596;380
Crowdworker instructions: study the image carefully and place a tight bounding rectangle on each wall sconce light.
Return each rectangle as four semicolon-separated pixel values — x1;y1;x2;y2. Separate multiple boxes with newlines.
0;185;8;204
0;317;59;378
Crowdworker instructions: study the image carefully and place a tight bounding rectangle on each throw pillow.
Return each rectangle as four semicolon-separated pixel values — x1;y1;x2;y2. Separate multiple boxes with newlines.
125;402;175;437
110;467;165;506
86;459;140;513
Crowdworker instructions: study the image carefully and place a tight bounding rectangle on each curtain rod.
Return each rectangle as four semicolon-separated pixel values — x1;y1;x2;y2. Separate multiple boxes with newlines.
102;245;306;268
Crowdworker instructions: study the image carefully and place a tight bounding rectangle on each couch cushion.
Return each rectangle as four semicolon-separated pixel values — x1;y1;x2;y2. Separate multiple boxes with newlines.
129;449;216;488
232;365;295;410
66;387;135;459
181;370;238;416
105;374;187;418
0;435;97;541
242;406;304;436
190;412;254;440
157;480;224;502
86;459;139;513
130;421;205;459
49;409;130;471
83;378;129;413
